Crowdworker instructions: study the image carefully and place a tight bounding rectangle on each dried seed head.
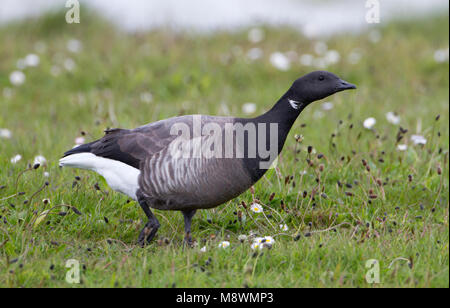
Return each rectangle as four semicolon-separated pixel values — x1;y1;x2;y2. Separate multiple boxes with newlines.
269;192;275;201
319;164;324;172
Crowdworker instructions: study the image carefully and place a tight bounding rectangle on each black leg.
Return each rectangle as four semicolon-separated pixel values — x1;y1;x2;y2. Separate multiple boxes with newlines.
182;210;196;246
137;192;160;247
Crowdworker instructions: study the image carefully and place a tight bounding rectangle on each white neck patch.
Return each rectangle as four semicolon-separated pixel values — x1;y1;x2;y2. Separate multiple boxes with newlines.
288;99;301;110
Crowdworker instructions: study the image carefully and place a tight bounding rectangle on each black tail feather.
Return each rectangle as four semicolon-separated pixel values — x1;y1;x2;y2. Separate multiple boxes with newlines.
63;142;93;157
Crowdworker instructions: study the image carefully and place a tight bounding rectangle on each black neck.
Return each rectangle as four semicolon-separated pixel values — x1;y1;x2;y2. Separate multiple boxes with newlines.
238;92;306;182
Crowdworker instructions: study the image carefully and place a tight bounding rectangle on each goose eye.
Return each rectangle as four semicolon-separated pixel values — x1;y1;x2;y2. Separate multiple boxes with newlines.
318;75;325;81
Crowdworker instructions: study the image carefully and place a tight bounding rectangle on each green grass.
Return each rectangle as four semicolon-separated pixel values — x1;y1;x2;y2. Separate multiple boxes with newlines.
0;11;448;288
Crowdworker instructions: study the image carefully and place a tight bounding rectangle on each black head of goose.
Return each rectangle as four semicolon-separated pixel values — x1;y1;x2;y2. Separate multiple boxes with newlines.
59;70;356;246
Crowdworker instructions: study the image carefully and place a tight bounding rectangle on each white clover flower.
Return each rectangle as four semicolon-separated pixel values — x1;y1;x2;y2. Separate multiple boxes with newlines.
386;112;400;125
0;128;12;139
411;135;427;145
140;92;153;103
250;203;263;213
9;71;26;86
63;58;76;71
321;102;334;111
242;102;257;115
314;41;328;55
200;246;207;252
279;224;289;231
300;54;314;66
75;136;85;145
363;117;376;129
270;52;290;71
238;234;248;242
397;144;408;151
33;155;47;166
248;28;264;43
25;54;40;67
218;241;230;249
10;154;22;164
324;50;340;65
67;39;83;53
434;48;449;63
247;48;263;61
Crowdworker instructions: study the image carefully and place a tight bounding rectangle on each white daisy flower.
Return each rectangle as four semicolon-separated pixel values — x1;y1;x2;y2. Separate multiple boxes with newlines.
34;41;47;53
321;102;334;111
10;154;22;164
313;57;327;69
324;50;340;65
300;54;314;66
63;58;76;71
434;48;449;63
16;58;27;70
3;87;13;99
238;234;248;242
397;144;408;151
33;155;47;166
251;242;263;250
250;203;263;213
24;54;40;67
218;241;230;249
368;30;381;43
411;135;427;145
279;224;289;231
67;39;83;53
270;52;290;71
140;92;153;103
363;117;376;129
248;28;264;43
9;71;26;86
242;102;257;115
348;50;362;64
75;136;85;145
50;66;62;77
386;112;400;125
247;48;263;61
0;128;12;139
252;236;275;249
313;110;324;119
314;41;328;55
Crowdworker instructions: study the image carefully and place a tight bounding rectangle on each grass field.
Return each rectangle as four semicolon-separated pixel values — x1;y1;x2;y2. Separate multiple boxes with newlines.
0;11;449;288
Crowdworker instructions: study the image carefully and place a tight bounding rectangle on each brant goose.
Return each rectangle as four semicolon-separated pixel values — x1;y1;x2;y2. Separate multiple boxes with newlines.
59;71;356;246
